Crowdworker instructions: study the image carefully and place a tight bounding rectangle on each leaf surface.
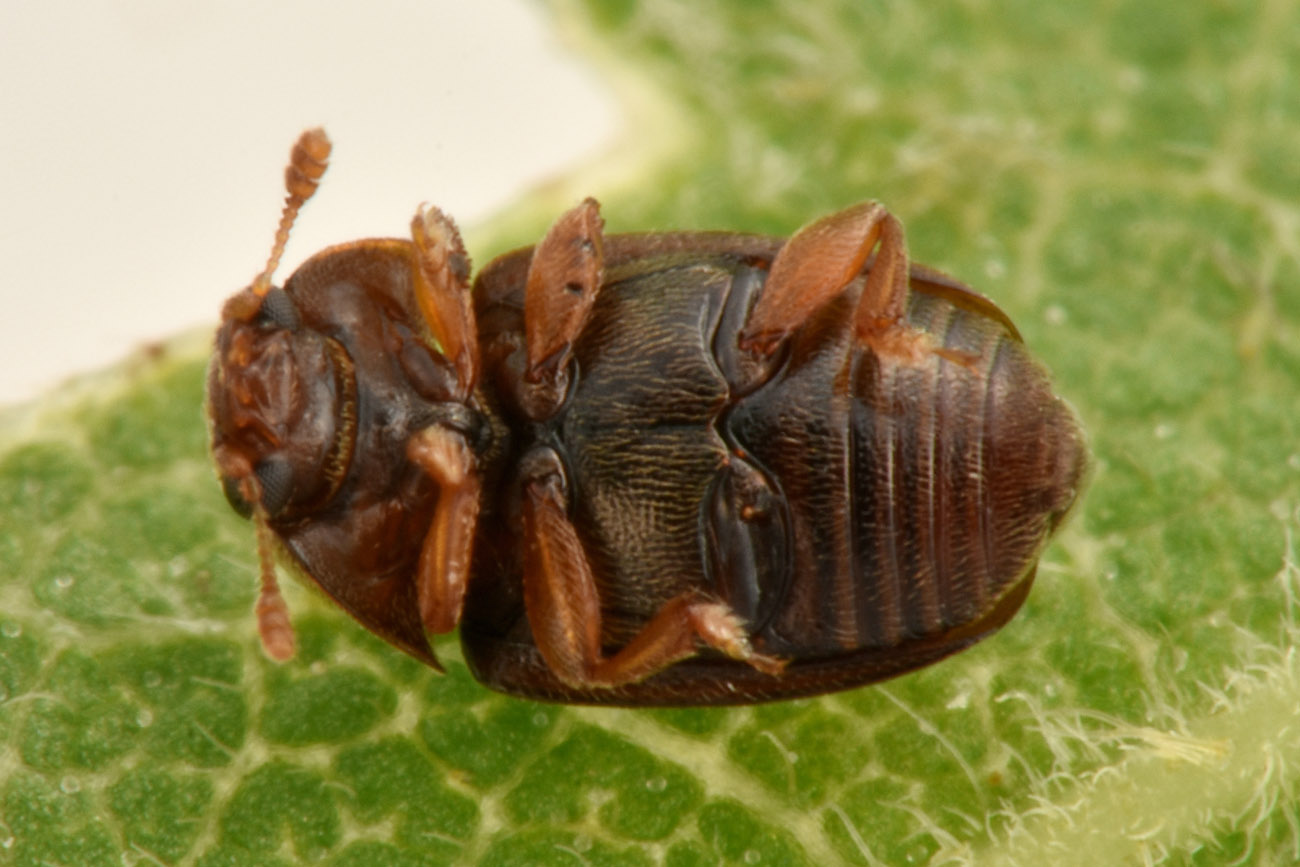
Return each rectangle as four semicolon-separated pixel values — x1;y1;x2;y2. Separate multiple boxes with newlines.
3;1;1300;864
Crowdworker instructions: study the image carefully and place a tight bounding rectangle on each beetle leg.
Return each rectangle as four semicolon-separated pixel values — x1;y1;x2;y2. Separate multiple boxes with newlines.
406;426;481;635
739;201;938;366
411;206;479;397
521;450;785;688
524;198;605;384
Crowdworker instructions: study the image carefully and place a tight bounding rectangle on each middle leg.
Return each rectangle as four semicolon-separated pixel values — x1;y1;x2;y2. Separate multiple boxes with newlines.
520;448;786;689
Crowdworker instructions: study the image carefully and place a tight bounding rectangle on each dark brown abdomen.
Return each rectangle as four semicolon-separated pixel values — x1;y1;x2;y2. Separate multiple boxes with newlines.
730;287;1086;658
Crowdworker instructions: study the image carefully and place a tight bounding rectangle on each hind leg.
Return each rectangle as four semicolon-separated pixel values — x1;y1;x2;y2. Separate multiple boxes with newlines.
520;449;785;689
739;201;958;366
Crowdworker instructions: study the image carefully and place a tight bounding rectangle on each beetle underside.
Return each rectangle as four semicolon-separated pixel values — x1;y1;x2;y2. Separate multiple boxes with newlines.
207;129;1086;705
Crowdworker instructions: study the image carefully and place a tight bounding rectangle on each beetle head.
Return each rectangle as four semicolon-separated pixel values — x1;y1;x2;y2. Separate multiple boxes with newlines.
208;284;356;522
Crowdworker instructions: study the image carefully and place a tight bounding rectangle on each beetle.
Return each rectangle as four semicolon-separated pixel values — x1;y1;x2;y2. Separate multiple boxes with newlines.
208;129;1086;705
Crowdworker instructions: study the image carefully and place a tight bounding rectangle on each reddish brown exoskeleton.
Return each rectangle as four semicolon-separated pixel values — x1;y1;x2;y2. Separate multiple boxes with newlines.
208;130;1086;705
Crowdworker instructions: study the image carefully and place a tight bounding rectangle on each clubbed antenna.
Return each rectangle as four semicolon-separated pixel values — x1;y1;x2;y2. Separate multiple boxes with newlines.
250;128;332;297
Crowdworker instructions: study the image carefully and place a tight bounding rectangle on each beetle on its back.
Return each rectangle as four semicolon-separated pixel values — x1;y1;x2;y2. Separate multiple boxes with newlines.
207;130;1086;706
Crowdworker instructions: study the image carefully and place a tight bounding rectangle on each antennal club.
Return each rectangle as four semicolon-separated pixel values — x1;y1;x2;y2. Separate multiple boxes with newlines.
250;128;332;297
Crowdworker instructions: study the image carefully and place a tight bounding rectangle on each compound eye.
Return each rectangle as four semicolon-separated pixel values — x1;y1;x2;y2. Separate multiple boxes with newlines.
221;475;254;519
256;287;302;331
255;457;295;518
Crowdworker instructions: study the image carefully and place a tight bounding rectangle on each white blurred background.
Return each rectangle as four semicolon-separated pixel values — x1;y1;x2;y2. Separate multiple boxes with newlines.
0;0;618;405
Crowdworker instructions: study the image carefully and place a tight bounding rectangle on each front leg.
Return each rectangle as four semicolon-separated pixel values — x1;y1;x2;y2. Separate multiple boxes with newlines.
406;426;481;639
519;448;785;689
411;206;479;397
406;206;485;641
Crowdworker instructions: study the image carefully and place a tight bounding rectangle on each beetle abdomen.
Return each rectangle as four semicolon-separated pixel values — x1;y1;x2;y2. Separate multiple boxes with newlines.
849;291;1083;647
728;282;1085;659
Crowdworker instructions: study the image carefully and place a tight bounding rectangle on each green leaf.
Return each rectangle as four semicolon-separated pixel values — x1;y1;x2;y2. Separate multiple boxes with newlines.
4;0;1300;864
